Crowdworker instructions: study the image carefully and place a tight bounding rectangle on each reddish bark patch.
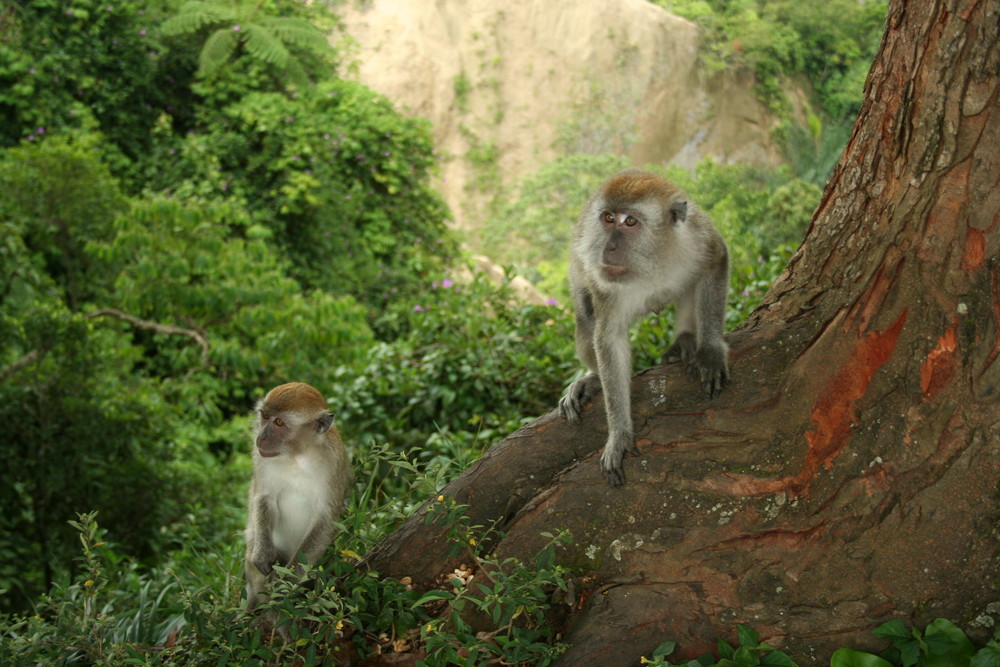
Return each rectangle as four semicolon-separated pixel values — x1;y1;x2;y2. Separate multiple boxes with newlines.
801;310;907;486
702;311;907;498
920;325;958;399
962;228;986;271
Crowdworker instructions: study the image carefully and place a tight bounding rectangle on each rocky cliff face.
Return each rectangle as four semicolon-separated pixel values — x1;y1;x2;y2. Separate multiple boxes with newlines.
338;0;786;231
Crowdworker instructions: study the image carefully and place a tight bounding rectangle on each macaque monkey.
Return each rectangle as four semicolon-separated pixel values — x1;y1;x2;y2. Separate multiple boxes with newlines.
245;382;353;625
558;169;730;488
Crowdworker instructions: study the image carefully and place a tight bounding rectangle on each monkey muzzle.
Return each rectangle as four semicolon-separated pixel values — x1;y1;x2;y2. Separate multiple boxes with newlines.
600;263;629;279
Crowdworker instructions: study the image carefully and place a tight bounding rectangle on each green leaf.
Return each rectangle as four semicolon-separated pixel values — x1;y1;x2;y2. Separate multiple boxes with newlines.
831;649;893;667
924;618;975;666
972;646;1000;667
651;641;677;658
198;28;240;77
161;3;230;36
761;650;798;667
738;624;761;648
260;17;331;51
413;590;455;606
241;24;291;68
872;620;913;643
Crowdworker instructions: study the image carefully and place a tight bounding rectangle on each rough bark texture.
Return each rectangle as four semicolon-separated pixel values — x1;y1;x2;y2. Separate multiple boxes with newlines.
365;0;1000;662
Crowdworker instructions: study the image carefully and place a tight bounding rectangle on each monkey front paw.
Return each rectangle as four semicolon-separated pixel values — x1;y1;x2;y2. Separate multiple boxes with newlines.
693;346;730;399
559;374;601;424
252;552;277;576
600;433;640;488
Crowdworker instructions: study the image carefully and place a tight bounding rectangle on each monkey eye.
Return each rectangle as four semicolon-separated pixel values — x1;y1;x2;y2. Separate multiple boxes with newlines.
601;212;614;224
274;418;285;427
624;216;638;226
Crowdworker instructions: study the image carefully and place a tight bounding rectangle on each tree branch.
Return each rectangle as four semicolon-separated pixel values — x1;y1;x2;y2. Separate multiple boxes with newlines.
85;308;210;368
0;308;211;381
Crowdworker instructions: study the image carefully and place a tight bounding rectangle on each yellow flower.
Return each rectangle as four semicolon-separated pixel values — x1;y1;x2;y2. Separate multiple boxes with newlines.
84;579;94;588
437;495;445;502
336;620;344;630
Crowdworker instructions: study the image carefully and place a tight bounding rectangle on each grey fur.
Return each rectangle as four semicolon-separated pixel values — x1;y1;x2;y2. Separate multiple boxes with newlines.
558;170;730;487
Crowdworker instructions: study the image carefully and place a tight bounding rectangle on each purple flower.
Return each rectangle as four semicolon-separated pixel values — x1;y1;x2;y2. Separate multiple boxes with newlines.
442;279;454;288
546;298;558;306
233;25;241;31
36;127;45;135
414;305;424;312
140;28;147;35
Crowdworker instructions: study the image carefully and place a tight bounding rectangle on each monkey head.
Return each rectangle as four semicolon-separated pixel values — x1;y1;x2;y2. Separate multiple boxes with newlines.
575;169;692;285
254;382;334;458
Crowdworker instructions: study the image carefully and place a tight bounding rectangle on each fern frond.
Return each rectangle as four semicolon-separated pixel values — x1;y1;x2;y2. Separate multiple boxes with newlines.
260;17;331;52
283;59;312;90
241;24;290;68
198;28;240;77
161;2;232;36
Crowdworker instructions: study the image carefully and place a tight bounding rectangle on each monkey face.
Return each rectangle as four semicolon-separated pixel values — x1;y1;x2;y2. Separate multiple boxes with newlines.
599;210;644;278
255;413;292;457
254;383;334;458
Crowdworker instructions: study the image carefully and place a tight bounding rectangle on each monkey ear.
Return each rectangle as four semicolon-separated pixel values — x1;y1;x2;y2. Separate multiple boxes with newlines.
670;201;688;224
315;412;334;434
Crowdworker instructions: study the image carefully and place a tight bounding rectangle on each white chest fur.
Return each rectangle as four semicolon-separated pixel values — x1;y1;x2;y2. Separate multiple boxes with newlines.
256;451;330;560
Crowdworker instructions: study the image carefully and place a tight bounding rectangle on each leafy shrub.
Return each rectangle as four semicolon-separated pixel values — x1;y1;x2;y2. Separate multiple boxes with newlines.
0;0;189;172
143;78;458;304
0;301;173;613
642;623;795;666
91;195;375;426
0;134;128;309
831;618;1000;667
329;271;577;471
655;0;888;120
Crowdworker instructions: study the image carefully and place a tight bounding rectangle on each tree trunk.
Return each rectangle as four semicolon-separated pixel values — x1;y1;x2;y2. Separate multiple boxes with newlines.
365;0;1000;661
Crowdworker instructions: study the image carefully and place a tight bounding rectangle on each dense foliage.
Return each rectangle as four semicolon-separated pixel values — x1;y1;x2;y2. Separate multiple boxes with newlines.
656;0;889;119
0;0;451;615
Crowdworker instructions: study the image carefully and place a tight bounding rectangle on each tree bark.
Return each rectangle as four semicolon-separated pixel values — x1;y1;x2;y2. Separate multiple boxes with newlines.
365;0;1000;662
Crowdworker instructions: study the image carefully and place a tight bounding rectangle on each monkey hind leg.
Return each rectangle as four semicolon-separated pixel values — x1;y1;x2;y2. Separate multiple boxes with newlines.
558;373;602;424
662;331;698;367
663;333;729;398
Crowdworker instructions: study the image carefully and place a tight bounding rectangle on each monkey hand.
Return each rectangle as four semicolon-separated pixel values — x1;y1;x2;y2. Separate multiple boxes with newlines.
252;548;277;576
600;432;641;488
559;373;602;424
693;344;729;399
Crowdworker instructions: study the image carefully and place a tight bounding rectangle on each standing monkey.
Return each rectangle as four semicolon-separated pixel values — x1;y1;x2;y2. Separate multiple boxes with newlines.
245;382;353;624
559;169;730;487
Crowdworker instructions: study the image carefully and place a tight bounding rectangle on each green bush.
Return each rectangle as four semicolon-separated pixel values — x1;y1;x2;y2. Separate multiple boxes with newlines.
0;0;189;172
143;78;458;304
329;271;577;470
655;0;888;120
